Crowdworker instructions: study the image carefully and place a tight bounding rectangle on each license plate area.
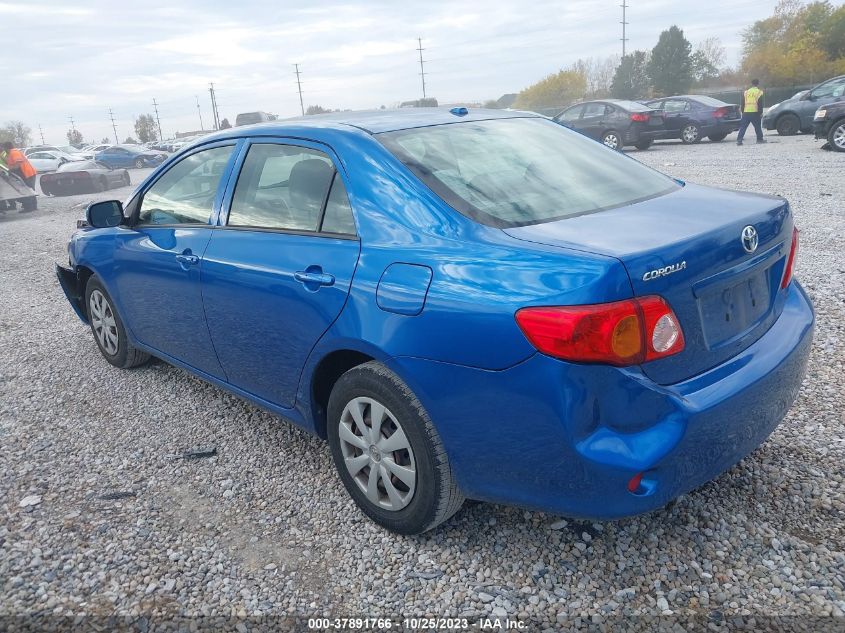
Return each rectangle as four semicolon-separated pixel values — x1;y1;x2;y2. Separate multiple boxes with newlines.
698;267;772;349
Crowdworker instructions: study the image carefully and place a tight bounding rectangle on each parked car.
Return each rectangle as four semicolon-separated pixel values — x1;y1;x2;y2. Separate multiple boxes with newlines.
763;75;845;135
25;150;81;173
24;145;78;157
94;145;167;169
40;160;131;196
643;95;741;143
72;144;114;160
553;99;665;150
813;100;845;152
57;109;812;534
235;111;277;126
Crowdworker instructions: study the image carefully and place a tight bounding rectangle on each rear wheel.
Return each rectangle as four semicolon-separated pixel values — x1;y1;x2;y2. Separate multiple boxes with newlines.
634;139;653;150
708;133;727;142
327;361;464;534
828;119;845;152
84;276;150;369
20;196;37;212
680;124;702;144
134;158;145;169
776;114;800;136
601;131;621;150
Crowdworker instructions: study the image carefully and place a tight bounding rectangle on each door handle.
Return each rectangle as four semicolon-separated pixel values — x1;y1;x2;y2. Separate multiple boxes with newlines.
294;270;335;287
175;254;199;265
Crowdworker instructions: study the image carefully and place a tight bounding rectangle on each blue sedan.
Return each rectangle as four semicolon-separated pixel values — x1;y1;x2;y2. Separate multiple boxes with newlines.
94;144;166;169
56;109;813;534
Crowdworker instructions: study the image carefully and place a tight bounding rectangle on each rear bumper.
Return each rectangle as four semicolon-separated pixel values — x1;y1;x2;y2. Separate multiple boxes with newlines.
389;281;814;519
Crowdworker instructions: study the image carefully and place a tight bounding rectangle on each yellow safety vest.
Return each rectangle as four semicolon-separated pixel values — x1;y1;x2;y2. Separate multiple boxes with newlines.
743;87;763;113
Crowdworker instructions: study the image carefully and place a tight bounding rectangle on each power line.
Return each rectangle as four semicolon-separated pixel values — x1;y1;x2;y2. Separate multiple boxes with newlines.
417;37;427;99
209;83;220;130
620;0;629;57
294;63;304;116
152;98;163;140
196;95;205;131
108;108;118;144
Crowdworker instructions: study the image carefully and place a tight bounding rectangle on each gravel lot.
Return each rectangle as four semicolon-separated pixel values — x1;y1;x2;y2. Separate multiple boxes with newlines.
1;136;844;629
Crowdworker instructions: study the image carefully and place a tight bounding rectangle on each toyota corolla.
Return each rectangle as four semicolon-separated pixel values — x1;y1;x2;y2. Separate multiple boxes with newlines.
56;109;813;534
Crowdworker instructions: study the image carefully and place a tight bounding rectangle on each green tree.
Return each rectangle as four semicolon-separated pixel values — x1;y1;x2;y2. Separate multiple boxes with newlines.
821;4;845;58
0;121;32;146
648;26;693;96
101;137;110;144
134;114;158;143
305;105;331;115
124;136;138;144
691;37;726;84
514;70;587;110
610;51;651;99
67;129;84;145
220;118;232;129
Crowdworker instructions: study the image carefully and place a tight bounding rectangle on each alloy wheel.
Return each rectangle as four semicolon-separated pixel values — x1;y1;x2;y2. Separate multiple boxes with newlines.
833;123;845;150
89;289;119;355
603;134;619;150
338;396;416;511
682;125;699;143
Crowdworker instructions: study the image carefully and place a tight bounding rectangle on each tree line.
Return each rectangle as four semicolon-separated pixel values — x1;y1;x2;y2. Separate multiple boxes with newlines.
514;0;845;110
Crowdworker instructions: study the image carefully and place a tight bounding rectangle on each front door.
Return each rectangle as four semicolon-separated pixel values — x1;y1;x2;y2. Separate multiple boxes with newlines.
201;140;360;407
661;99;690;137
112;143;238;378
579;103;610;140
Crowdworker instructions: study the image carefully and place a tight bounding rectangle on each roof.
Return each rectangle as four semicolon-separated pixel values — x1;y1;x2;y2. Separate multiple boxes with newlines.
205;107;541;138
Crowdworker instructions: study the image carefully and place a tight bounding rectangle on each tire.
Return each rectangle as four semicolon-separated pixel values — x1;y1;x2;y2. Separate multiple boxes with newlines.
680;123;702;144
84;276;150;369
601;131;621;150
708;133;727;142
634;139;653;150
327;361;464;534
776;113;800;136
827;119;845;152
99;177;108;192
122;172;131;187
134;158;145;169
20;196;37;212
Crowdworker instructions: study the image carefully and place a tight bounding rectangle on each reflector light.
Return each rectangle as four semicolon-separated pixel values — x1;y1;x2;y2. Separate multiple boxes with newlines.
781;227;799;289
627;472;644;493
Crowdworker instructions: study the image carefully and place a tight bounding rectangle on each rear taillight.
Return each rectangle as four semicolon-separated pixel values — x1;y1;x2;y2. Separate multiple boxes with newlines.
713;107;729;118
515;296;685;367
630;113;649;122
781;227;799;289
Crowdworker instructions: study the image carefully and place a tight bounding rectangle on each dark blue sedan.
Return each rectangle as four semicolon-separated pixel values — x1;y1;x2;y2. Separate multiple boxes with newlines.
95;144;167;169
644;95;742;143
56;109;813;534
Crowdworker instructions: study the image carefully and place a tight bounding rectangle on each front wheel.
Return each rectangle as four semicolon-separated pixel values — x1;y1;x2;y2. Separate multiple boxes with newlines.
680;124;702;144
601;131;621;150
134;158;145;169
776;114;800;136
708;133;727;142
827;119;845;152
85;276;150;369
327;361;464;534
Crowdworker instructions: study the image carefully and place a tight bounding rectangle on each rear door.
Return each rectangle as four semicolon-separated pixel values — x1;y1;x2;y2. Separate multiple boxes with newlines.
201;139;360;408
661;99;690;137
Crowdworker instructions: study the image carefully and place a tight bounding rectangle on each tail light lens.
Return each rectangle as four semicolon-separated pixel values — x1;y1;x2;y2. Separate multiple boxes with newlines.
515;296;685;367
781;227;799;289
713;107;729;118
630;113;650;122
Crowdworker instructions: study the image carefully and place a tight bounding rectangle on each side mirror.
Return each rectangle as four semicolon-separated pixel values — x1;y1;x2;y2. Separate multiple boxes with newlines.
86;200;124;228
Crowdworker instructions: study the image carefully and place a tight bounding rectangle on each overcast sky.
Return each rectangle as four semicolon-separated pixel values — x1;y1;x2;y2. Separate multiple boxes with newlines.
1;0;775;145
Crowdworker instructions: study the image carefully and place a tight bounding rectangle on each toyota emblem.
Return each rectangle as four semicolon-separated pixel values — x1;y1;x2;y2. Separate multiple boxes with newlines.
741;225;758;253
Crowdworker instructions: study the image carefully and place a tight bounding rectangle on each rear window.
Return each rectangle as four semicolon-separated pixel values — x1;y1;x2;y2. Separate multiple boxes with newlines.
379;117;679;227
613;100;652;112
692;95;727;107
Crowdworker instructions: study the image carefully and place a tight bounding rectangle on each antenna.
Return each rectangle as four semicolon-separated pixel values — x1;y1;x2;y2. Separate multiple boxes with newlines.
294;63;305;116
417;37;427;99
620;1;629;57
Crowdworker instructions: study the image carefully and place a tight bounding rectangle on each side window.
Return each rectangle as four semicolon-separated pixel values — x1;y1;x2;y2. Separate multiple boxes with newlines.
320;175;356;235
557;105;583;122
663;100;689;112
138;145;234;225
581;103;606;118
811;78;845;99
228;144;334;231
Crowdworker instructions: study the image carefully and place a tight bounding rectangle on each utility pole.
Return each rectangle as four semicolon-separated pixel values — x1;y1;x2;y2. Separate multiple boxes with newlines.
196;96;205;131
293;64;305;116
38;124;45;145
108;108;119;144
69;116;77;134
417;37;427;99
209;83;220;130
620;1;629;58
152;98;163;141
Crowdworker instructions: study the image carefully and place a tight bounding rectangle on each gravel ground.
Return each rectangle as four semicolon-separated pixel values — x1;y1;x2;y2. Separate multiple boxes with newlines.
1;135;844;630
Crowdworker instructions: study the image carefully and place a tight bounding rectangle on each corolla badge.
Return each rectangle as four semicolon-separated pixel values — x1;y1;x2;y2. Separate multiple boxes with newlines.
741;225;759;253
642;261;687;281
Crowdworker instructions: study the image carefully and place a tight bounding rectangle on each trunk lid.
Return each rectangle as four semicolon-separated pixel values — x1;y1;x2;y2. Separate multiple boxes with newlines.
504;183;794;384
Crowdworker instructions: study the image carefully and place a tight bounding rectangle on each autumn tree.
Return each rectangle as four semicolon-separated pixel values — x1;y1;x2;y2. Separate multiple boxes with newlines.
610;51;651;99
0;121;32;146
67;128;84;145
692;37;727;84
514;70;587;110
134;114;158;143
648;26;693;95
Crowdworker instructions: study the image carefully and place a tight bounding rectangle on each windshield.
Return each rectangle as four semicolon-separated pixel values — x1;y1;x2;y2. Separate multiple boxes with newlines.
379;117;679;227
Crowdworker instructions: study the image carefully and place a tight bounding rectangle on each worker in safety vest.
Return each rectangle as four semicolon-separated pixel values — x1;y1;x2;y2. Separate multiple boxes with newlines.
1;141;38;189
736;79;766;145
